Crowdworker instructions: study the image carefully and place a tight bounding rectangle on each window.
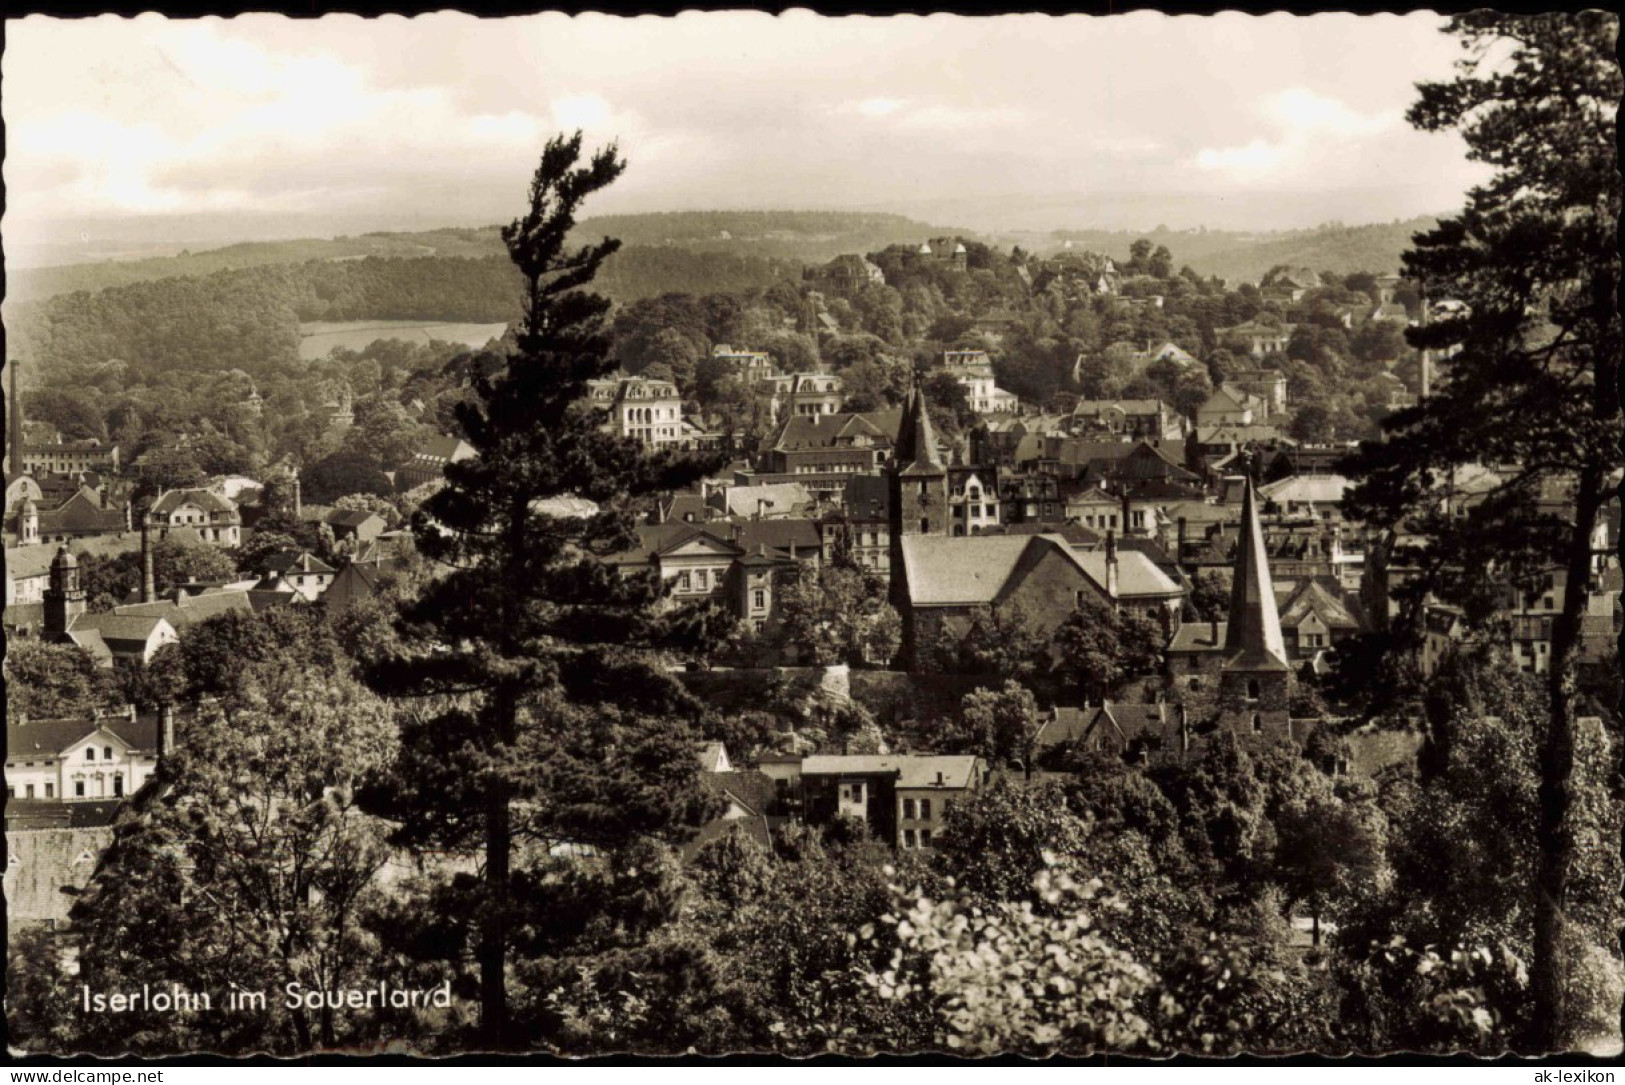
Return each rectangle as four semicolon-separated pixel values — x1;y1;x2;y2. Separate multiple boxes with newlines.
695;569;708;589
1189;678;1201;691
114;775;124;797
919;798;932;820
1252;713;1263;733
5;787;12;799
902;829;917;849
918;481;928;496
25;784;35;798
753;589;766;611
86;748;96;762
902;798;916;819
1247;679;1260;701
920;519;930;534
76;781;86;797
104;746;113;760
919;829;933;849
45;783;54;798
677;572;691;591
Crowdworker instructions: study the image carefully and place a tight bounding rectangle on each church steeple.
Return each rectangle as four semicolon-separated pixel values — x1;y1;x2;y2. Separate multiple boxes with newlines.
895;386;945;477
1223;479;1288;672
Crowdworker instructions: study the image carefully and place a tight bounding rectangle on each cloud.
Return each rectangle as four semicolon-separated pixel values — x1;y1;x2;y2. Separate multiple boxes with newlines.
1192;87;1399;183
2;12;1492;242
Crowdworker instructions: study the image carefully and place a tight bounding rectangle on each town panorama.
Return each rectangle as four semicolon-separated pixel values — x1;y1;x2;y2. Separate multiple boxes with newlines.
4;10;1621;1063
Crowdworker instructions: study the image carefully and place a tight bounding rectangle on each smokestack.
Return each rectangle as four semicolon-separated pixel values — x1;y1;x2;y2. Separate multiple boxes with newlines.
158;704;175;762
141;521;156;603
1178;703;1190;756
1105;529;1119;601
8;357;22;481
292;472;302;517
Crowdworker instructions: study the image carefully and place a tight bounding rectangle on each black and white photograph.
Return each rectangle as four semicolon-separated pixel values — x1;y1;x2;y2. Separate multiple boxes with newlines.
2;8;1621;1062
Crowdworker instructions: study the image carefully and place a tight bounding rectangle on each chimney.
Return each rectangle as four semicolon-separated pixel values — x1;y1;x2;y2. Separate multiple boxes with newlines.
158;704;176;762
1104;529;1119;601
1210;617;1219;644
8;356;23;480
140;522;156;603
935;771;944;785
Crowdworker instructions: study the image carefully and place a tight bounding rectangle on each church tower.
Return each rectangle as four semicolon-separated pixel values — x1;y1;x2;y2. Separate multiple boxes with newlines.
8;357;24;482
1218;480;1293;730
44;545;86;636
19;496;39;546
888;387;949;601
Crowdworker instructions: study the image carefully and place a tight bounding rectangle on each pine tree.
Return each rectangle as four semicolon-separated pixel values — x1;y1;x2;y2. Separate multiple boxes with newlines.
1342;13;1621;1050
362;133;727;1046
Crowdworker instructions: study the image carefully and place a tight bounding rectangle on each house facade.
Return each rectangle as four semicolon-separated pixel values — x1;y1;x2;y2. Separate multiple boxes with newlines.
147;489;241;547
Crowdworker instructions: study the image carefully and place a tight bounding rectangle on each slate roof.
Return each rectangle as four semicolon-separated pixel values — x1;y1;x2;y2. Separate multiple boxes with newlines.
733;519;821;556
1195;424;1295;447
657;492;710;524
1169;620;1228;653
5;799;124;830
1035;703;1176;749
840;475;891;520
800;754;981;789
38;489;126;535
6;534;143;581
150;488;236;516
900;535;1060;606
411;436;475;463
1104;441;1200;484
7;711;164;758
1073;399;1169;417
69;613;171;651
774;411;902;452
1278;579;1364;632
324;508;384;529
718;482;813;518
982;521;1103;545
1259;474;1351;507
113;587;261;628
4;824;118;925
259;550;337;576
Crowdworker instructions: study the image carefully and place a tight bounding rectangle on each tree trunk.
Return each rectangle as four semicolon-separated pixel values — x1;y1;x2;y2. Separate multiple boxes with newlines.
479;778;512;1047
1529;465;1601;1052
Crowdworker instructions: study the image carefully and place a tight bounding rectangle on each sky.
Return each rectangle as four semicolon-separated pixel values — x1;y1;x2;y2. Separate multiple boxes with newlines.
2;11;1494;255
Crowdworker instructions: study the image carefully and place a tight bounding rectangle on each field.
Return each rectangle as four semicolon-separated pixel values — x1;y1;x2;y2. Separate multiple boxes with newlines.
298;320;509;360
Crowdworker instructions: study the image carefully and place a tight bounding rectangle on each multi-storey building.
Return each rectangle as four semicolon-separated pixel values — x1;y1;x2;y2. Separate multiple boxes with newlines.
588;375;685;448
146;488;241;547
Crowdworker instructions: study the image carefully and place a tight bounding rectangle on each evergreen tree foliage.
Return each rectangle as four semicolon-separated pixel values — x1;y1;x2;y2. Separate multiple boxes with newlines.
1340;13;1621;1049
359;133;728;1046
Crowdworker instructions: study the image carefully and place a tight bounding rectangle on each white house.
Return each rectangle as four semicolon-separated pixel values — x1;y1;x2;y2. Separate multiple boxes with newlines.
6;707;169;802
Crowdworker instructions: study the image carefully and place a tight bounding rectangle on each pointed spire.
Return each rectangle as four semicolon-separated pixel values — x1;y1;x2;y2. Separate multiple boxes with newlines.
1224;479;1288;671
896;386;945;476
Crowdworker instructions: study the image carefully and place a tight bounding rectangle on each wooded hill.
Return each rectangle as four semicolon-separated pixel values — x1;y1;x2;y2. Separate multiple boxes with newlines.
7;212;1433;309
1034;218;1437;284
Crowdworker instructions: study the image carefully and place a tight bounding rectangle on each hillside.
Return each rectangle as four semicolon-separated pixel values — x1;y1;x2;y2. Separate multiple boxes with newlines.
5;212;964;305
1031;218;1436;284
